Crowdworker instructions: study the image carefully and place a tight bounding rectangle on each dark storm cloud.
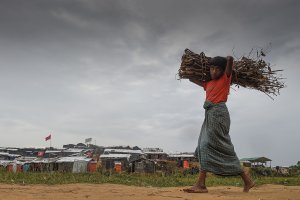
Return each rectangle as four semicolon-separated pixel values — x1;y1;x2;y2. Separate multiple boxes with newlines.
0;0;299;165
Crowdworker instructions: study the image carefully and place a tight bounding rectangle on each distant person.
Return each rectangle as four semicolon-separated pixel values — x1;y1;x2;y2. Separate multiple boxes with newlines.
183;56;254;193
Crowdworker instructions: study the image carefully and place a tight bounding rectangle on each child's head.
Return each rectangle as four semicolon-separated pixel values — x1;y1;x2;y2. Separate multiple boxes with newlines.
209;56;227;80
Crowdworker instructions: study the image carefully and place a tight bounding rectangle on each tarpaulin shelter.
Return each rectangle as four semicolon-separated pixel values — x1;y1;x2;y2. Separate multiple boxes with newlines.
99;154;130;172
240;157;272;168
0;160;11;172
168;152;196;168
56;156;92;173
0;152;21;160
133;158;156;173
23;163;31;172
31;158;59;172
7;161;23;173
143;148;168;160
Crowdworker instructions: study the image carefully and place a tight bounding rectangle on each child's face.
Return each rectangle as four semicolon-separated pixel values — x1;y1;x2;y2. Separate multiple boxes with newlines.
210;66;223;80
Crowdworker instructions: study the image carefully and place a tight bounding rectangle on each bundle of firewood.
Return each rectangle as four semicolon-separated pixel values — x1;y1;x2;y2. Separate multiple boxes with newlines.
178;48;285;99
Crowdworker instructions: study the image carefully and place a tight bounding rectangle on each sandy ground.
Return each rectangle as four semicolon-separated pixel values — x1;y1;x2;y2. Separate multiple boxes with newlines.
0;183;299;200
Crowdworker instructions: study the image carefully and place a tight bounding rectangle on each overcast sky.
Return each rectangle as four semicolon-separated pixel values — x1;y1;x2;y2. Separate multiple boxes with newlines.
0;0;299;166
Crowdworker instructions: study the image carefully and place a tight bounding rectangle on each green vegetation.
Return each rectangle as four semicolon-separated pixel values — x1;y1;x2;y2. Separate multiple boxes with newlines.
0;171;299;187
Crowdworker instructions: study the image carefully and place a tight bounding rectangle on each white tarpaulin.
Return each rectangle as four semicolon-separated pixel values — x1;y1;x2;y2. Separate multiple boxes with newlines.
72;160;88;173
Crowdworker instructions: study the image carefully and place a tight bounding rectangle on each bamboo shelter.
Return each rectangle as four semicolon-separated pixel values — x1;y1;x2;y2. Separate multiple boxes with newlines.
178;49;285;99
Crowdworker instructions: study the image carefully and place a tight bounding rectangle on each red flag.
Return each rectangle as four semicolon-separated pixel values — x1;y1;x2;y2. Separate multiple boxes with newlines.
38;151;44;157
45;134;51;141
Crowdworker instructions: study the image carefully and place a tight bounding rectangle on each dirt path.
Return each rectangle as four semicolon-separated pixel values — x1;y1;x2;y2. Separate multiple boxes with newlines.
0;183;299;200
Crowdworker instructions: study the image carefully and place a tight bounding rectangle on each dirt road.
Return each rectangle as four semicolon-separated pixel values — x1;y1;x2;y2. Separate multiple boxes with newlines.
0;183;299;200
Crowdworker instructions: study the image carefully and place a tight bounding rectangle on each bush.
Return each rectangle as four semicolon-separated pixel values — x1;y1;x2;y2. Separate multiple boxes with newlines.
251;167;272;176
289;165;300;176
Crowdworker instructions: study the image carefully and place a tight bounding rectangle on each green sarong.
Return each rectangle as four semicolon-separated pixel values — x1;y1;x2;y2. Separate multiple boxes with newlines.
195;101;243;176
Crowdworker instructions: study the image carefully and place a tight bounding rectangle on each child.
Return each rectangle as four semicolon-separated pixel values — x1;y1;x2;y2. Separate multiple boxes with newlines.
183;56;254;193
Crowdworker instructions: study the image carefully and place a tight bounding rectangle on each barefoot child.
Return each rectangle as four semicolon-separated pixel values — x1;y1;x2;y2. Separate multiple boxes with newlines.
183;56;254;193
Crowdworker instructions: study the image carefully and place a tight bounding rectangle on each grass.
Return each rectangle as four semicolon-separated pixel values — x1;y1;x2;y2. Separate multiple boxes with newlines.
0;171;299;187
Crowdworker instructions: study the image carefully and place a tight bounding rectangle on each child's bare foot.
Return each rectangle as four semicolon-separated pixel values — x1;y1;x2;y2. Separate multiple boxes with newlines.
183;185;208;193
243;180;255;192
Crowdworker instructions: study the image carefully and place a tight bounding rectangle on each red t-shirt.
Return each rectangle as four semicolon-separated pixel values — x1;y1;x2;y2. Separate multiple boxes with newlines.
202;73;231;103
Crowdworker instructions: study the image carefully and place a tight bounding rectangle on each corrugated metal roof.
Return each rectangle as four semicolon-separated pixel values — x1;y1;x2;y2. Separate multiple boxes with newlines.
31;158;59;163
0;152;21;157
0;160;12;165
7;148;18;151
168;154;195;158
144;151;167;154
63;148;86;153
16;156;36;162
104;149;143;154
240;157;272;162
45;150;62;153
100;154;131;159
0;160;25;165
56;156;92;163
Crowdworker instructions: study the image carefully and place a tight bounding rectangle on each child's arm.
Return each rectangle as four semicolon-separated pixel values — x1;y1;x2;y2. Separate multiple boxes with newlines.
225;56;234;77
189;79;206;88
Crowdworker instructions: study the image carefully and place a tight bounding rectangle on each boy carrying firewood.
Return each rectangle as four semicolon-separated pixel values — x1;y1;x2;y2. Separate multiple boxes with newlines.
183;56;254;193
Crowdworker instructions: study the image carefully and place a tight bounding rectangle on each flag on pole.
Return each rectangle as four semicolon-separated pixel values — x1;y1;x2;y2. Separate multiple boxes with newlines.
85;138;92;143
37;151;45;157
45;134;51;141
